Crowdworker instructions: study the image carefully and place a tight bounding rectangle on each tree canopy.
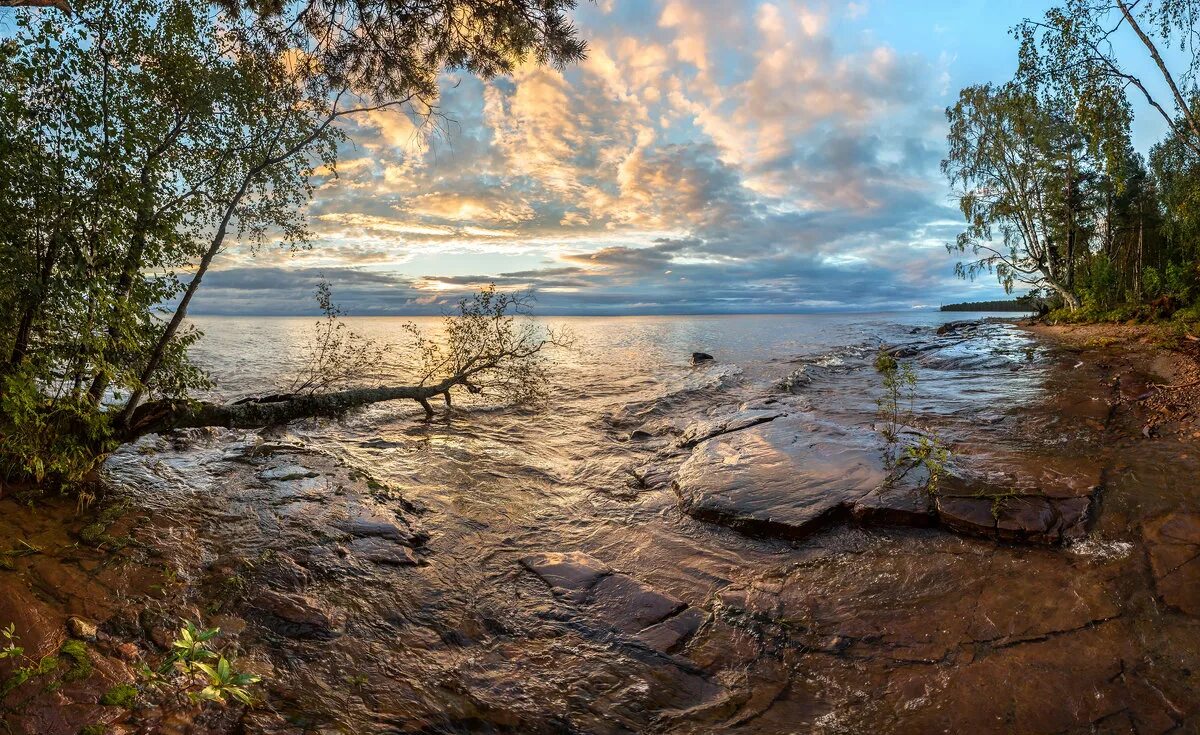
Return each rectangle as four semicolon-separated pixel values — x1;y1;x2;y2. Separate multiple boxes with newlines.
944;0;1197;316
0;0;584;486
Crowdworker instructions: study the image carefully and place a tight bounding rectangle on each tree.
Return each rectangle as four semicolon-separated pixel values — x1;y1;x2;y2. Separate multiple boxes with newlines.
125;286;570;436
0;0;585;486
943;82;1103;310
1017;0;1200;157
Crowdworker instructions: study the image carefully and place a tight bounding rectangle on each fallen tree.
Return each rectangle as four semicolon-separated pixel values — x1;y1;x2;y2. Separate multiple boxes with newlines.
124;286;570;440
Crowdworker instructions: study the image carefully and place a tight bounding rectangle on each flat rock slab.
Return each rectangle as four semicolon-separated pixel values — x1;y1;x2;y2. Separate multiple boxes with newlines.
1144;513;1200;616
348;537;420;566
935;490;1093;545
587;573;686;634
638;607;706;654
520;551;612;603
674;415;886;540
522;551;702;650
250;589;344;639
676;409;783;449
259;464;320;482
334;501;425;546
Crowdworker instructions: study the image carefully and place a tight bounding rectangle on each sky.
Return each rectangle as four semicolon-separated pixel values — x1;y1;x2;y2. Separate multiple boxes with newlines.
195;0;1177;316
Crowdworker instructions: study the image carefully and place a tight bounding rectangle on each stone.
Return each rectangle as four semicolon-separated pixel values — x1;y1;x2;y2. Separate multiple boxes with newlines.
250;590;342;639
676;409;783;449
637;607;706;653
691;352;714;364
67;617;97;641
585;574;686;634
851;476;935;527
258;464;319;482
348;537;420;566
1143;513;1200;616
674;415;885;540
334;502;422;545
521;551;612;602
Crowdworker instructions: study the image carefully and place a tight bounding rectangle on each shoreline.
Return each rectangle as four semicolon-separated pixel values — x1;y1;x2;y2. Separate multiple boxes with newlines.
2;320;1199;733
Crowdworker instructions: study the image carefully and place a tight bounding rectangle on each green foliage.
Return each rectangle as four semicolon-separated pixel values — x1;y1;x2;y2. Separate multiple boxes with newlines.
192;656;260;706
1079;254;1120;312
875;350;950;494
0;0;587;489
137;620;262;710
100;683;138;707
59;639;93;682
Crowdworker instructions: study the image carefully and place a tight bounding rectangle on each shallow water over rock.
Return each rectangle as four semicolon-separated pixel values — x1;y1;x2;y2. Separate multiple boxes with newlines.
2;313;1199;733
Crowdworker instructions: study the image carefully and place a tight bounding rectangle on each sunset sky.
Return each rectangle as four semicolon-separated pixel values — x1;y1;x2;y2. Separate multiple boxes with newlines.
195;0;1173;316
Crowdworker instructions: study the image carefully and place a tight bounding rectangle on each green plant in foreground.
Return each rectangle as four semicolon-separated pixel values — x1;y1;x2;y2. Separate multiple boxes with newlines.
138;620;262;709
874;348;951;494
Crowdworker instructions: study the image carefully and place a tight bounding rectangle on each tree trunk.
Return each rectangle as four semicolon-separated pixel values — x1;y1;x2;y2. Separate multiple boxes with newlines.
121;382;466;440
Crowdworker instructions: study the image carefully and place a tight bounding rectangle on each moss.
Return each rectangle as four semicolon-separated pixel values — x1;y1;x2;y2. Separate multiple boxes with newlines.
78;523;107;544
59;639;93;682
80;725;106;735
100;683;138;707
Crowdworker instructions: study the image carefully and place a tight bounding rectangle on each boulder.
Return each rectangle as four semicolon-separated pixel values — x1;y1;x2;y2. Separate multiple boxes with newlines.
691;352;714;365
637;607;706;654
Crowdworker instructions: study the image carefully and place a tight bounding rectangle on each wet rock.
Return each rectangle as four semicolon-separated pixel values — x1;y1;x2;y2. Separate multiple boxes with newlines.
250;590;342;639
334;502;424;545
676;408;783;449
521;551;612;603
0;585;64;661
67;616;97;641
637;607;706;653
586;573;686;634
1143;513;1200;616
348;537;420;566
674;416;885;540
691;352;714;364
851;480;934;527
258;463;320;482
934;490;1093;545
936;320;979;336
630;462;675;493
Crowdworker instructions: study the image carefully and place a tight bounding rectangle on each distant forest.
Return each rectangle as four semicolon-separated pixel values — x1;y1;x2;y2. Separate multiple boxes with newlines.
941;295;1042;312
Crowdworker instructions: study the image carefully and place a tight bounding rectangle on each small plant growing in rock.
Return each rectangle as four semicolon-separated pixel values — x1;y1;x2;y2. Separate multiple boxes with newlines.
0;623;68;696
137;620;262;709
874;348;951;494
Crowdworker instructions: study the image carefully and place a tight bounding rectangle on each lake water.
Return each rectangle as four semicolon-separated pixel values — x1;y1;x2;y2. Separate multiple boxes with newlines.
75;310;1197;732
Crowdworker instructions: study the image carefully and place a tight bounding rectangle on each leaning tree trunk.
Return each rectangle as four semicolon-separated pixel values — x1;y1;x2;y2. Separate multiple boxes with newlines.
120;379;477;441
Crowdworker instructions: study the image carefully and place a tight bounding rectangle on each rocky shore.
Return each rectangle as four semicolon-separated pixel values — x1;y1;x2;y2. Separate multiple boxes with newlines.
2;319;1199;733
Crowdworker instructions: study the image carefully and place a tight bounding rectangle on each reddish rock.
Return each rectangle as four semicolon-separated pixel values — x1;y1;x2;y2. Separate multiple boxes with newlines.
586;573;686;634
250;590;343;638
520;551;612;602
348;536;420;566
1143;513;1200;616
637;607;706;653
851;479;934;527
674;415;885;540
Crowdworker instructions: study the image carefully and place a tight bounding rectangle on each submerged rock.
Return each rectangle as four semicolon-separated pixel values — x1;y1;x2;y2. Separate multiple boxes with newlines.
250;590;343;639
520;551;612;603
521;551;703;651
1143;513;1200;616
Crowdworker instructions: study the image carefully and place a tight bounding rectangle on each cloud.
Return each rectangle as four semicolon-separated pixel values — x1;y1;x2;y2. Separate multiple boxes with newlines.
191;0;1003;317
